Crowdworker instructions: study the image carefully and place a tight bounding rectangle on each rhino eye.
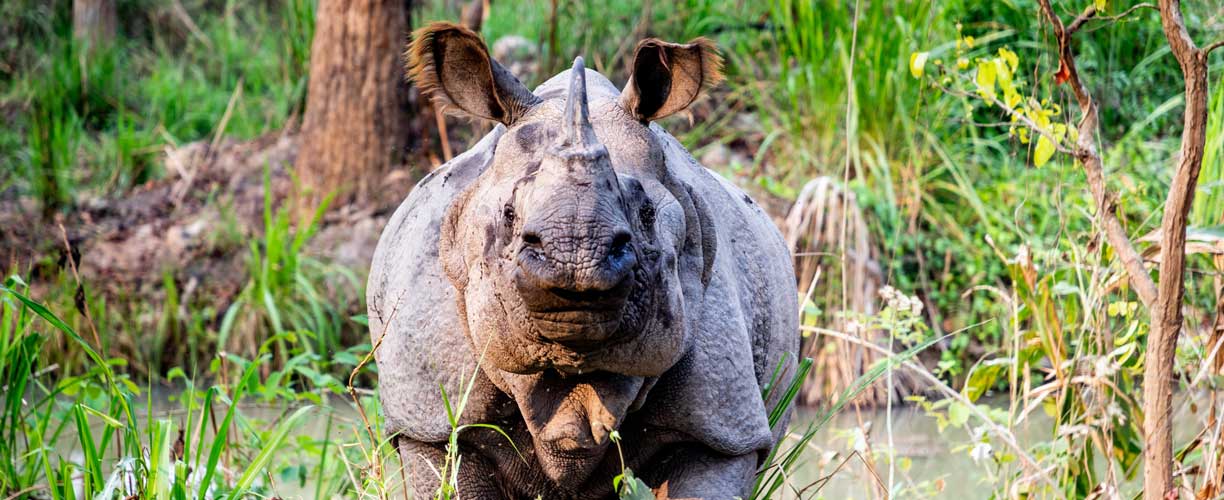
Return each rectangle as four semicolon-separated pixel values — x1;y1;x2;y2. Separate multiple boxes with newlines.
638;201;656;229
502;204;516;227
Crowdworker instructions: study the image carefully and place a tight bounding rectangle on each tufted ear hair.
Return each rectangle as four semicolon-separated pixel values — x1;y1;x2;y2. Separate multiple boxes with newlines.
407;21;541;125
619;38;723;122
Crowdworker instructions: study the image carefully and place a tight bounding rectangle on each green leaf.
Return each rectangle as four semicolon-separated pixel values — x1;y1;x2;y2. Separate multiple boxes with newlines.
964;359;1008;402
615;468;654;500
1034;134;1056;167
909;51;929;78
768;356;813;428
1;284;113;385
948;401;970;428
199;364;263;492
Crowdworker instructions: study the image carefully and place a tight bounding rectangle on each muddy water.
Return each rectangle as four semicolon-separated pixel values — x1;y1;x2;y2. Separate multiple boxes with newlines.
84;391;1213;499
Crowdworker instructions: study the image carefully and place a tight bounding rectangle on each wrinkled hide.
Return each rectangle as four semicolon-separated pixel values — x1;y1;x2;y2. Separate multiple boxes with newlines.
368;22;798;499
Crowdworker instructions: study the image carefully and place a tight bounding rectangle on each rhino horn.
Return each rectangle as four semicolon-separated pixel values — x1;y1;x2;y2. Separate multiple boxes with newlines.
559;56;601;151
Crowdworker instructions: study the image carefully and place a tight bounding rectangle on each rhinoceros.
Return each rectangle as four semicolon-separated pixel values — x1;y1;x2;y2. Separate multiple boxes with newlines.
366;21;799;499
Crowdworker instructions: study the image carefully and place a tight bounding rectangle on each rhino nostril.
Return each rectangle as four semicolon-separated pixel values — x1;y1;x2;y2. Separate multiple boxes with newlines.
522;231;543;247
610;232;632;253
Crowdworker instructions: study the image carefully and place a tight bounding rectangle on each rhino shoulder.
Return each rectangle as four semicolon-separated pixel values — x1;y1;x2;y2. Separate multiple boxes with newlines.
367;128;510;443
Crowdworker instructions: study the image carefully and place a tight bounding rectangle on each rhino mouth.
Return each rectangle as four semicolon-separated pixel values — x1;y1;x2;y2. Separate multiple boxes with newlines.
523;281;634;345
527;308;625;346
530;309;621;327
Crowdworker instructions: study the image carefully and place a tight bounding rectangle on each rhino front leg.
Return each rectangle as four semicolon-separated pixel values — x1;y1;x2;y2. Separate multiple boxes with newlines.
648;447;758;499
395;436;505;499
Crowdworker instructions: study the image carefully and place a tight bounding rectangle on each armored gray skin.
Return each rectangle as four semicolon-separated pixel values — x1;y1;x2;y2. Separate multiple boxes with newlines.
367;22;798;499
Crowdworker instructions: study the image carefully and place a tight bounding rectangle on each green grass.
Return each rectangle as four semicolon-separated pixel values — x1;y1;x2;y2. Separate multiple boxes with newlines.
218;168;363;377
1;0;314;211
1192;73;1224;228
1;277;390;499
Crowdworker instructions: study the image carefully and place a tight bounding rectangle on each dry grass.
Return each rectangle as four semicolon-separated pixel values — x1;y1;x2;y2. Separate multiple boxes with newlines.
784;177;922;407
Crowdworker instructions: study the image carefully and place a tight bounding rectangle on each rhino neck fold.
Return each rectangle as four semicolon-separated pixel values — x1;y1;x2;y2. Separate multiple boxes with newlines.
499;370;648;484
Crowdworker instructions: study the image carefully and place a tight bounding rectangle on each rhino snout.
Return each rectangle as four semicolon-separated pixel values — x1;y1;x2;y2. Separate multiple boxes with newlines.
514;224;637;295
512;226;638;344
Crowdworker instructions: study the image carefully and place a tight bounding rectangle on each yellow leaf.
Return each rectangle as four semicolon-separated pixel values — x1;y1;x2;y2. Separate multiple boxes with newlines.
1052;123;1068;142
1031;107;1052;129
995;59;1016;101
1005;91;1022;110
994;58;1012;85
957;57;970;70
976;61;997;100
1034;134;1056;167
1095;0;1107;11
909;51;929;78
998;47;1019;72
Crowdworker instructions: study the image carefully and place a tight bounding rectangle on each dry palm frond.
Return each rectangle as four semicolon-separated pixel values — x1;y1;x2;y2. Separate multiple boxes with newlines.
784;177;920;407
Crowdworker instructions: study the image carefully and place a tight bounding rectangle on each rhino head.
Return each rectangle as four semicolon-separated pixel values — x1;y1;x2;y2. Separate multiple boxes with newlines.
407;22;723;482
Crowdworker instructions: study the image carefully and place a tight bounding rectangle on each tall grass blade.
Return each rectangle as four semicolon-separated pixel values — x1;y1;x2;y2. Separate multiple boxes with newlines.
230;405;314;496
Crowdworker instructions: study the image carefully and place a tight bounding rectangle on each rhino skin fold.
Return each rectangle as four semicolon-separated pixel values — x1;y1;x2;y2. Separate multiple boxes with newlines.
368;22;799;499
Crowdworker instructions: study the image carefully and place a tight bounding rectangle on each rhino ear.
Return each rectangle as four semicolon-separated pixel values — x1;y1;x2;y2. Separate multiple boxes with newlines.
619;38;724;122
407;22;540;125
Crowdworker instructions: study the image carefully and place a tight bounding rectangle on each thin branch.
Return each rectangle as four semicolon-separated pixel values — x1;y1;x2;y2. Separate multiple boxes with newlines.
1037;0;1091;109
934;81;1077;155
57;223;105;350
1065;5;1097;35
1067;3;1157;35
348;289;406;483
1033;0;1160;308
1206;39;1224;56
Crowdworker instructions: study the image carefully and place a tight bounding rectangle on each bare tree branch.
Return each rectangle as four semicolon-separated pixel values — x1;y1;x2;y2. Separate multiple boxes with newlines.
1066;3;1158;35
1065;5;1097;35
941;1;1211;496
1034;0;1159;309
1206;39;1224;56
1031;4;1213;495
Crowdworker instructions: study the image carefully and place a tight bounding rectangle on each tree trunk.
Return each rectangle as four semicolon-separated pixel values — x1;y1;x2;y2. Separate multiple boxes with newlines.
295;0;414;210
73;0;116;47
1143;2;1212;499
